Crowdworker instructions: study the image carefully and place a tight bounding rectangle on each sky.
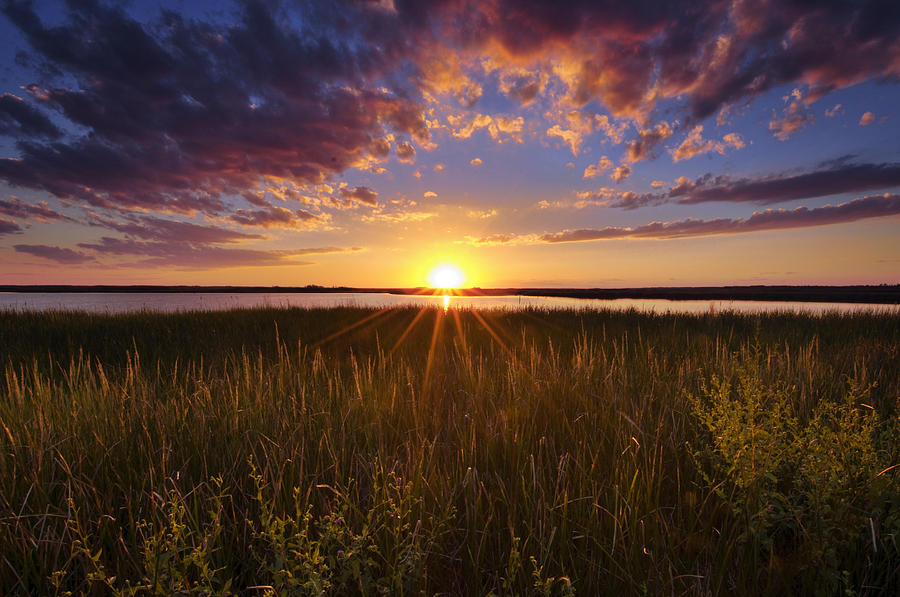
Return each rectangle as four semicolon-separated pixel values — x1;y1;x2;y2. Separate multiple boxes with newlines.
0;0;898;288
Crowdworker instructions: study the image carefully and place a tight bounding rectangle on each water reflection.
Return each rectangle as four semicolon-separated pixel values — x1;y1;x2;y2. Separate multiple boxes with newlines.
0;292;897;315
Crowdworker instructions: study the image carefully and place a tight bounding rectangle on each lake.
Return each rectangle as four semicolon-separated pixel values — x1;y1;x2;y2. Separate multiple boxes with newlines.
1;292;898;314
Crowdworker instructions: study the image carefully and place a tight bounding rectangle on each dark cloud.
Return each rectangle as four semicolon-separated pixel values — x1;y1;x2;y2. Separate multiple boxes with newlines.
539;194;900;242
403;0;900;122
14;243;93;263
0;0;427;214
673;162;900;206
0;196;71;221
0;93;61;138
0;217;23;234
1;0;898;228
594;161;900;210
339;186;379;206
625;122;673;162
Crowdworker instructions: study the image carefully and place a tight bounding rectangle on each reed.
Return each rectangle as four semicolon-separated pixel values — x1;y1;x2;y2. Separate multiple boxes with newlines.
0;306;897;595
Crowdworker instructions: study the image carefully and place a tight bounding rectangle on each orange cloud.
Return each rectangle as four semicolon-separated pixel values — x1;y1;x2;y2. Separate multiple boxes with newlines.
672;126;745;161
610;164;632;182
583;156;613;178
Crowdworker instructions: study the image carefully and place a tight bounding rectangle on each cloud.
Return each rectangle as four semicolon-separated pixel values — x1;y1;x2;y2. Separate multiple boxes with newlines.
14;244;93;264
396;141;417;163
825;104;843;118
446;113;523;143
442;1;900;126
418;51;483;106
651;180;666;188
671;162;900;206
768;91;815;141
498;69;545;105
859;112;876;126
74;237;359;269
466;233;536;246
338;186;379;206
0;0;428;216
769;112;814;141
470;157;483;166
362;211;435;223
76;236;360;268
423;190;438;198
228;205;325;229
583;156;613;178
433;163;445;171
625;122;673;162
0;93;61;138
545;111;626;156
610;164;632;182
538;194;900;242
0;217;23;235
2;0;900;242
89;214;264;244
672;126;745;161
0;197;72;222
591;161;900;211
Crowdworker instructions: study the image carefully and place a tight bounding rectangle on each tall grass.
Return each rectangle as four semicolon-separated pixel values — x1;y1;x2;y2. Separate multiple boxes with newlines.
0;306;898;595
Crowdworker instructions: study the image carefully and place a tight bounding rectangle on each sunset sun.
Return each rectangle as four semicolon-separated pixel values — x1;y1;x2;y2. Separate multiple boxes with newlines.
427;264;465;289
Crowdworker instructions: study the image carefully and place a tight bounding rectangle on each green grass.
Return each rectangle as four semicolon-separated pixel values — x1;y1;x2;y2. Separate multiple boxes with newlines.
0;305;898;595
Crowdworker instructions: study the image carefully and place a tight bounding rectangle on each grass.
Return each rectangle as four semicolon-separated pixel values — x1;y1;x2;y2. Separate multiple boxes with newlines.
0;305;898;595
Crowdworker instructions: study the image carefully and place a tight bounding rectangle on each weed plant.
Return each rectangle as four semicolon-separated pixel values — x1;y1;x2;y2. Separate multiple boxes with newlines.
0;306;898;595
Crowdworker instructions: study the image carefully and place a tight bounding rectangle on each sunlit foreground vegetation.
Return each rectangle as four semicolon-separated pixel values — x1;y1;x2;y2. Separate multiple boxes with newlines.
1;306;898;595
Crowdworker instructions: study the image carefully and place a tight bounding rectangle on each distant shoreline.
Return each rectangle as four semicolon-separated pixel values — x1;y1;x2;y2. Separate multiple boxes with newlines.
1;284;899;303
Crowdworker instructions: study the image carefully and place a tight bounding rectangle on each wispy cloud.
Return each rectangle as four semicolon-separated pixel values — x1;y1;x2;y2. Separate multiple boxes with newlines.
0;197;72;222
0;217;23;235
14;244;93;264
592;161;900;210
75;238;360;269
468;194;900;244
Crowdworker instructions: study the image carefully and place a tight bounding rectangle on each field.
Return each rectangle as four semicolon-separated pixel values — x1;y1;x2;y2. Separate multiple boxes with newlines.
1;306;898;595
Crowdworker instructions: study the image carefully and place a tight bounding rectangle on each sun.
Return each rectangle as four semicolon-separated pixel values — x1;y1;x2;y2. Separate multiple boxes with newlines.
427;264;465;289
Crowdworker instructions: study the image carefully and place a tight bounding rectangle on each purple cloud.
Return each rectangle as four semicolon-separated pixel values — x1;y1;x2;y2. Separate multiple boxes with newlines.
0;217;23;235
76;237;360;269
339;186;379;206
88;215;264;244
14;244;93;264
0;197;72;222
539;194;900;242
0;93;61;138
0;0;427;215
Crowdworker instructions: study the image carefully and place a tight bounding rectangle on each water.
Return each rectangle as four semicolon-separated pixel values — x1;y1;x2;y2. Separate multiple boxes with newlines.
1;292;897;315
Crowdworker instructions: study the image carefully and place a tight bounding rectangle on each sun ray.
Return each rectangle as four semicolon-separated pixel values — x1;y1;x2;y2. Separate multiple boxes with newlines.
312;307;393;347
422;308;443;394
470;309;515;360
389;306;430;356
